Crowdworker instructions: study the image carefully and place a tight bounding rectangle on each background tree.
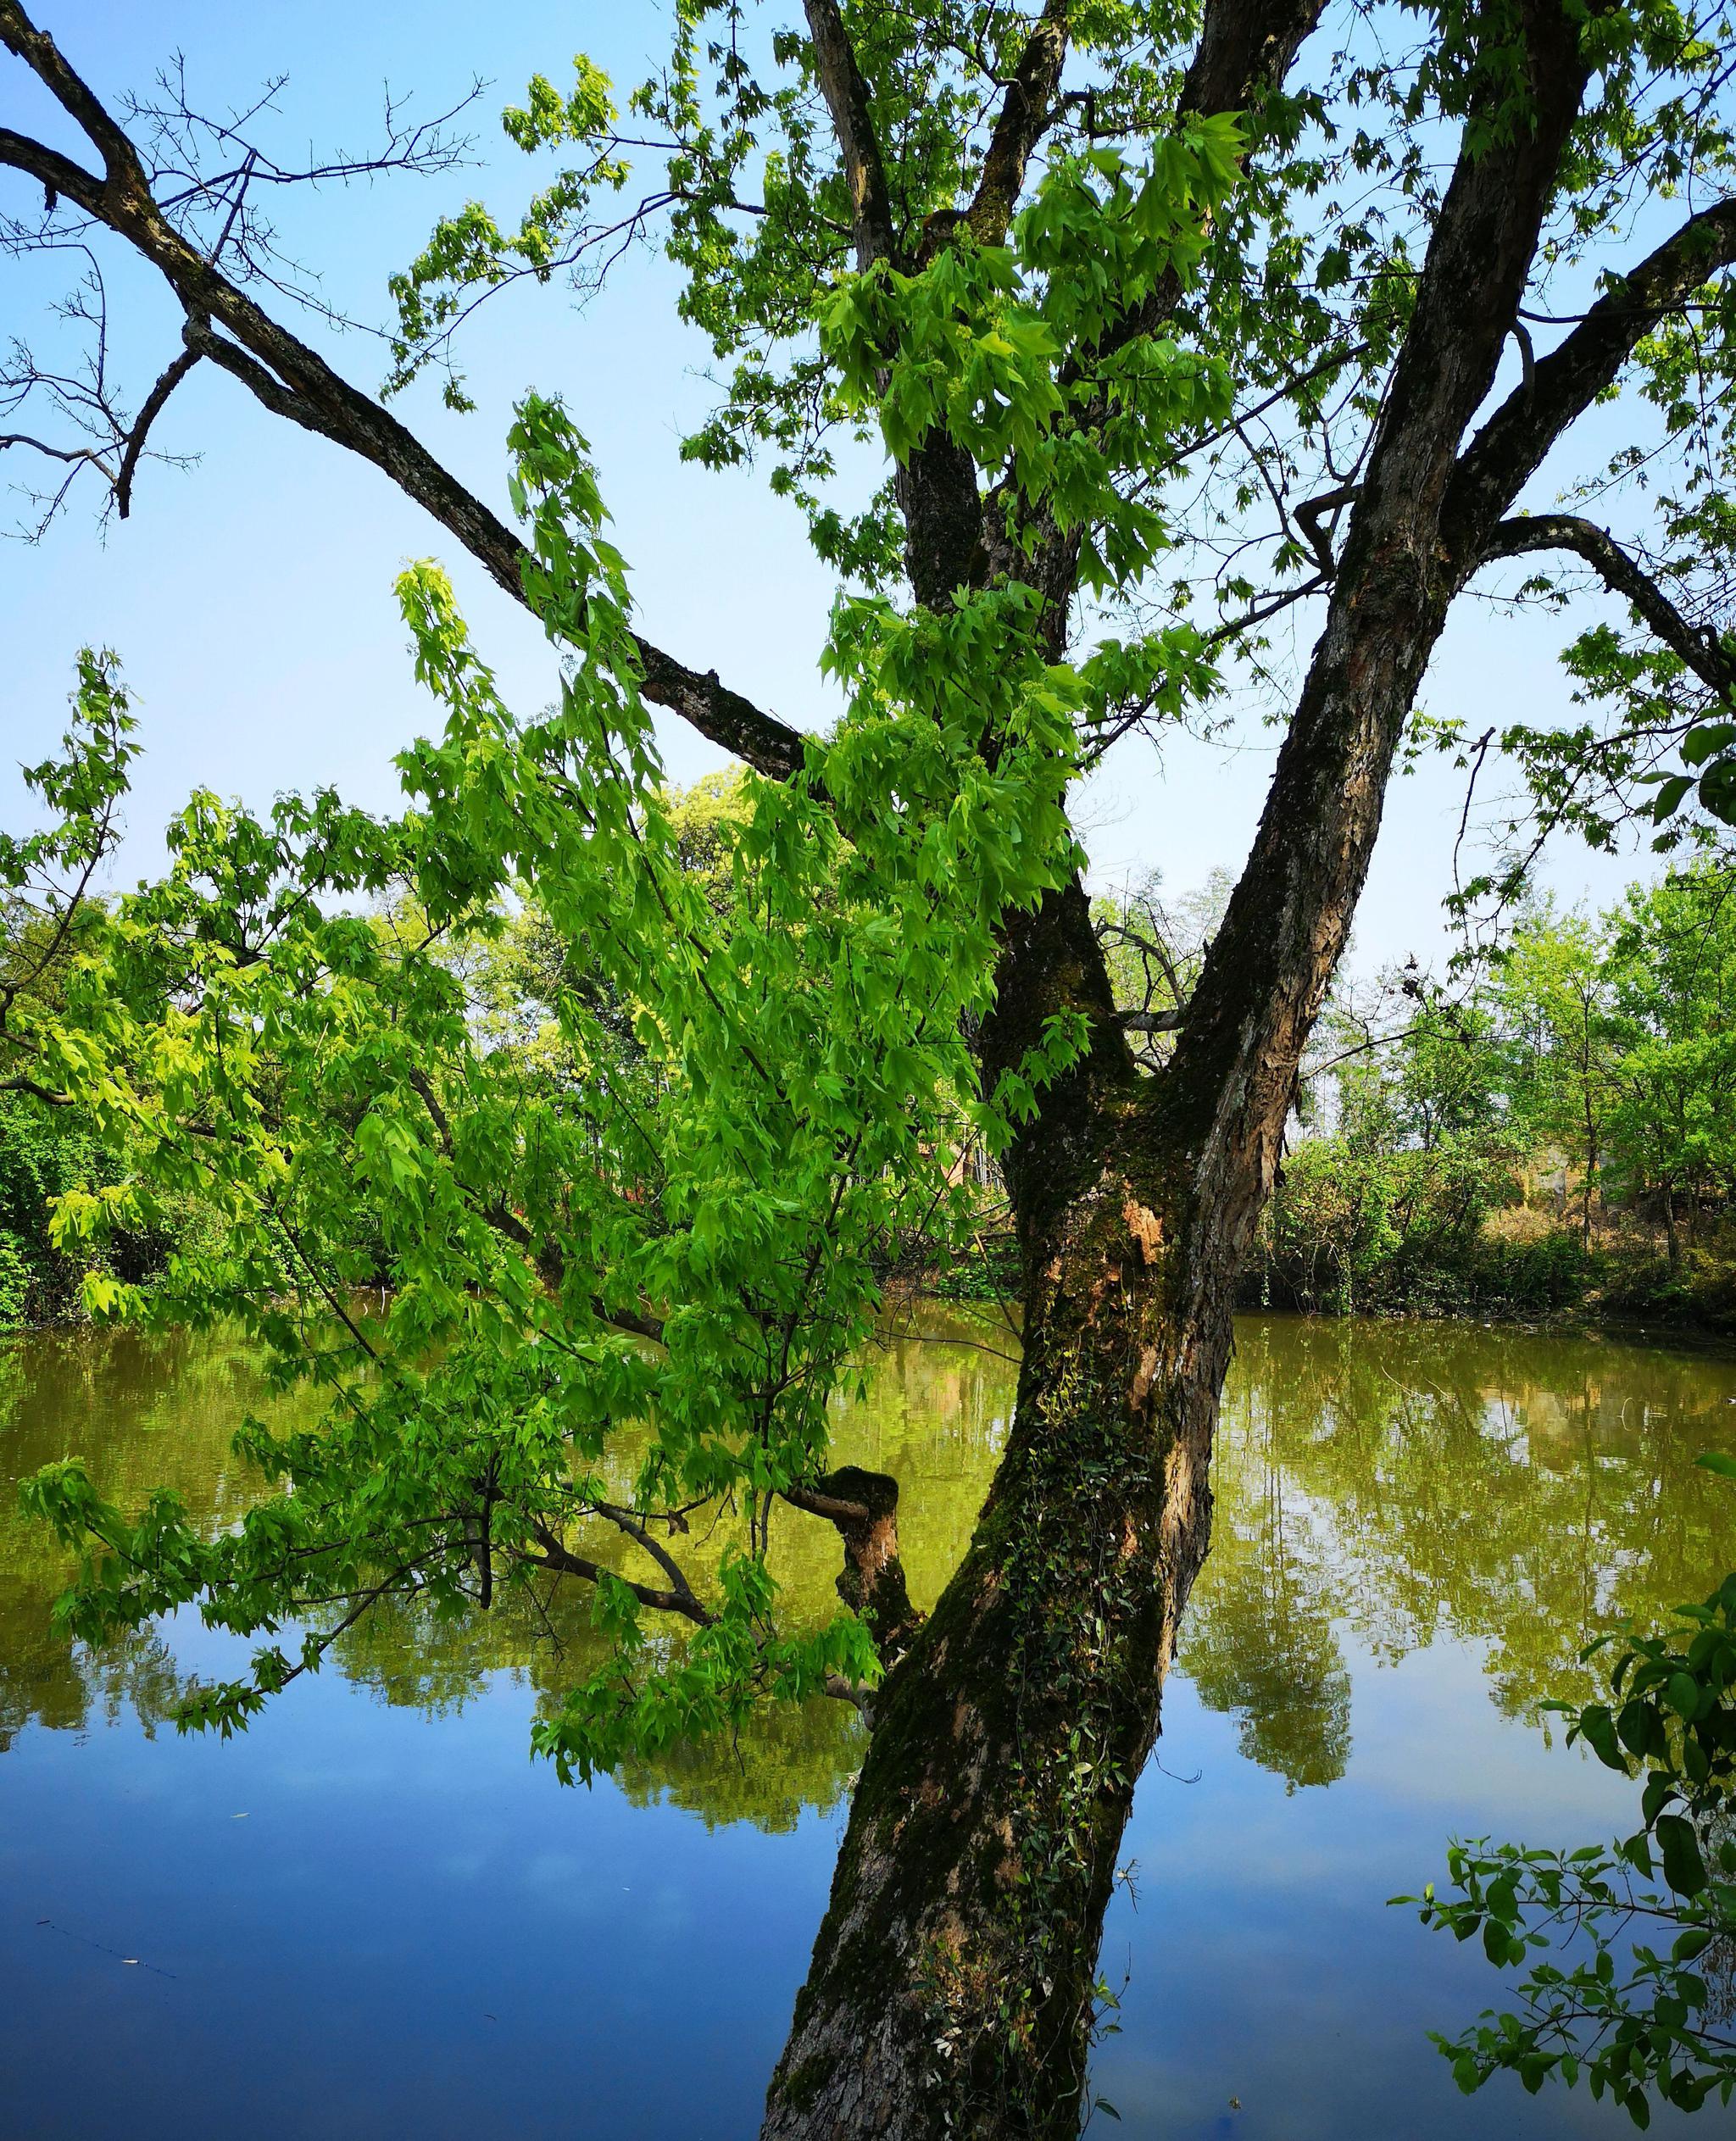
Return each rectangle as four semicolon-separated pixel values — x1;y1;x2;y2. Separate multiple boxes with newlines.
1498;902;1620;1251
1602;866;1736;1271
1256;978;1527;1311
1093;865;1233;1064
0;671;188;1323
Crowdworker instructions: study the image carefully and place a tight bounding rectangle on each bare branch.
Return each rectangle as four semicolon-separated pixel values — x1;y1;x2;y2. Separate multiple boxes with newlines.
1479;511;1736;703
1096;913;1187;998
0;430;109;472
114;344;198;517
1448;199;1736;547
0;3;811;781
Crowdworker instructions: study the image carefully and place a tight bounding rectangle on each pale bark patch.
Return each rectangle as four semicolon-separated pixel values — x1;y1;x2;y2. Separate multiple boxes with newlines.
1121;1198;1165;1263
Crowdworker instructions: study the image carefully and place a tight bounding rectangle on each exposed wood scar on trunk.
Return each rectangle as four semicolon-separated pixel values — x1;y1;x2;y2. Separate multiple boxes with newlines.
1130;1342;1161;1412
1122;1198;1165;1263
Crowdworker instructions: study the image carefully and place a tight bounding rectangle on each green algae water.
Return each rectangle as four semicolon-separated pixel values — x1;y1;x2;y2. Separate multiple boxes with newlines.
3;1308;1735;2138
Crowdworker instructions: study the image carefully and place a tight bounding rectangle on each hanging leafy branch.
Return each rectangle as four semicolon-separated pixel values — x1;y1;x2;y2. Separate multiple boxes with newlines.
6;375;1116;1774
1400;1457;1736;2127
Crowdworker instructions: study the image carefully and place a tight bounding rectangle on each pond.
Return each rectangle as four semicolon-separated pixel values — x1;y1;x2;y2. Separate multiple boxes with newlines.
3;1308;1736;2138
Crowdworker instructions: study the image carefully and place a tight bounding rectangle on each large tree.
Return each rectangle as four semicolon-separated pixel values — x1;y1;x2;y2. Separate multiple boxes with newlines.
5;3;1736;2135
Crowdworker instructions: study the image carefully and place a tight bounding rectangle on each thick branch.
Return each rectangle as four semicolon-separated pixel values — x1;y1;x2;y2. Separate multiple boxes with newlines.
1166;2;1592;1253
0;1073;75;1107
1002;0;1325;624
1084;0;1325;370
1448;199;1736;546
114;344;199;517
0;0;147;191
1178;0;1326;114
1481;512;1736;701
0;5;809;783
593;1501;709;1615
798;3;1000;606
0;120;104;216
802;0;900;270
1294;481;1358;578
976;2;1334;1146
965;0;1070;247
524;1519;715;1626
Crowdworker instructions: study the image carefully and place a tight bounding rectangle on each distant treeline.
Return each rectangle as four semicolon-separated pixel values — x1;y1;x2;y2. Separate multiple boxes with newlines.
923;861;1736;1335
6;847;1734;1335
1244;865;1736;1329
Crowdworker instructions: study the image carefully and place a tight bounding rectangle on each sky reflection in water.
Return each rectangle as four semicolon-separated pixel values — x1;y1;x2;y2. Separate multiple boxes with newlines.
3;1309;1735;2138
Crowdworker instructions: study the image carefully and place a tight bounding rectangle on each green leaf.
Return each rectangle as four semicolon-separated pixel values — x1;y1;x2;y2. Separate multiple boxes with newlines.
1579;1704;1628;1773
1700;759;1736;826
1655;1815;1707;1899
1680;721;1736;769
1665;1671;1702;1721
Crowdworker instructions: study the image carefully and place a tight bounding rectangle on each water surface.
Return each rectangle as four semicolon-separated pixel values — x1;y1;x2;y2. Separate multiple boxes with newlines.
3;1310;1735;2138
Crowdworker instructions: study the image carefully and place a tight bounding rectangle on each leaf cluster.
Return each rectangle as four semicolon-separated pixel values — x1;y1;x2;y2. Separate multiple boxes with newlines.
1401;1490;1736;2125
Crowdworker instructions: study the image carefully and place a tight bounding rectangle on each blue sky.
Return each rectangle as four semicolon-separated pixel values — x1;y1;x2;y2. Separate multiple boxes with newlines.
1;2;1653;975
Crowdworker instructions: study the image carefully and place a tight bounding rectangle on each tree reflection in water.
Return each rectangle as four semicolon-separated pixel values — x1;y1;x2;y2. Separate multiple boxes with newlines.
4;1309;1735;1821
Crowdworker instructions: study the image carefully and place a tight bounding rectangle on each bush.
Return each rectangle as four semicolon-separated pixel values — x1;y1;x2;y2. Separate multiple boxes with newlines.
1251;1128;1523;1315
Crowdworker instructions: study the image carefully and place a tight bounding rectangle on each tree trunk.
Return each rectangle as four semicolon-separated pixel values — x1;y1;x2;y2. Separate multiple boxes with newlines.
764;17;1591;2130
764;1111;1227;2140
760;572;1444;2134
